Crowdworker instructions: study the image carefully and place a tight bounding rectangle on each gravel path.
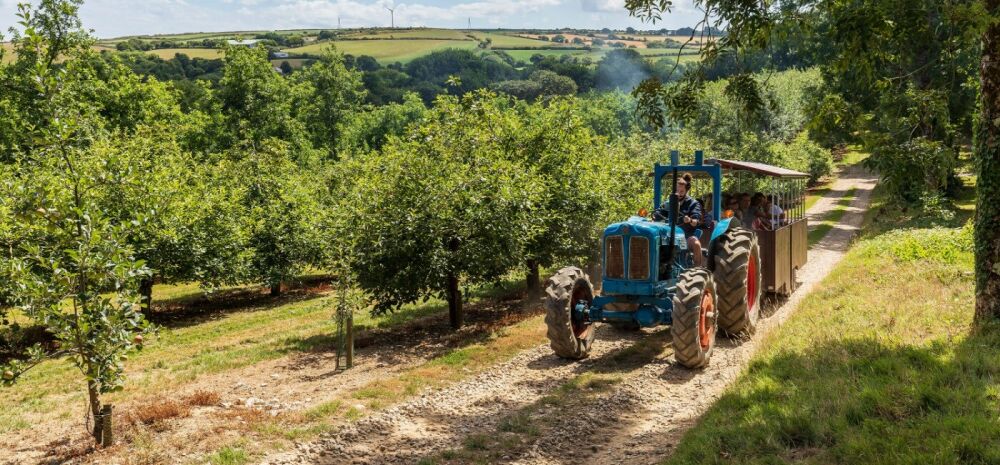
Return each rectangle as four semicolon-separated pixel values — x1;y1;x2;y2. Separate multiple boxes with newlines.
262;166;879;465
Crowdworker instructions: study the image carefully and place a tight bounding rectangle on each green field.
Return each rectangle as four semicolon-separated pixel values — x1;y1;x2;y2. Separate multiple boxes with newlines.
287;39;480;63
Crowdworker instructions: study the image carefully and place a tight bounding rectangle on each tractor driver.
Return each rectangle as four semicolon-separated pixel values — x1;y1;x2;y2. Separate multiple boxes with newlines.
655;173;704;267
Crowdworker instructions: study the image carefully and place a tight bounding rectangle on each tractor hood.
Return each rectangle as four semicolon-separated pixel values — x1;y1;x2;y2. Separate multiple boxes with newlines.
604;216;686;248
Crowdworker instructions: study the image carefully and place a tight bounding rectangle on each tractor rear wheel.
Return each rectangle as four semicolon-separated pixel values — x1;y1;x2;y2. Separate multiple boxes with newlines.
544;267;596;359
671;268;717;368
712;228;762;336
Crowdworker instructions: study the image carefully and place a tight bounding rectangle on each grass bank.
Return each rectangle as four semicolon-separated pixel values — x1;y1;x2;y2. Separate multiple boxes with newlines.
665;176;992;464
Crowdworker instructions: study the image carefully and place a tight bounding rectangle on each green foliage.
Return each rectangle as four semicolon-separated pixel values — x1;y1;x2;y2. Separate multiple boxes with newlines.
293;47;367;159
225;141;330;292
342;91;541;312
217;45;310;154
0;158;151;392
336;92;426;155
93;127;246;288
771;133;833;183
865;138;957;203
0;0;152;433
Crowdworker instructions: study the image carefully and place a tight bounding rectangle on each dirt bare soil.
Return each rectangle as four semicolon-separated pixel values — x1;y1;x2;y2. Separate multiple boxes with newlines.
260;165;879;465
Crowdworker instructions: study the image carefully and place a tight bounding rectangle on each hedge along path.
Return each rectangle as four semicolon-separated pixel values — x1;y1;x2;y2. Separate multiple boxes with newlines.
261;165;879;465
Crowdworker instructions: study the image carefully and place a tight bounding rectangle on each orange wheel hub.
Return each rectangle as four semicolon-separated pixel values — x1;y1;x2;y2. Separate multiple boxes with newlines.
698;289;715;349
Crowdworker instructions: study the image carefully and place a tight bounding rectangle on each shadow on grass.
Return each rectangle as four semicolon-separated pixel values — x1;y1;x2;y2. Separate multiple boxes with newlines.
665;325;1000;465
277;286;544;377
146;274;335;329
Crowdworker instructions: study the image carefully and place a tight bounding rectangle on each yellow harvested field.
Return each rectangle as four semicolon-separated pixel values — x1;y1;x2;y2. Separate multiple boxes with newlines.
146;48;224;59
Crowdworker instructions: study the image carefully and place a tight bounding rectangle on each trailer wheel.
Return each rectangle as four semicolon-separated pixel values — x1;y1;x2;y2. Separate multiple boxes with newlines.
712;228;762;336
544;267;596;359
671;268;717;368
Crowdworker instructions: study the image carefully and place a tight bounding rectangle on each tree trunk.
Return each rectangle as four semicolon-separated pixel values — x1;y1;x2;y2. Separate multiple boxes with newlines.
446;237;463;329
138;277;153;313
270;281;282;297
87;380;103;443
447;273;463;329
526;259;541;297
975;1;1000;323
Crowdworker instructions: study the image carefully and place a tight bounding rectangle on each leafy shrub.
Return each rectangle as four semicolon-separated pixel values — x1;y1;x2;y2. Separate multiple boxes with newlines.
772;134;833;183
864;137;956;203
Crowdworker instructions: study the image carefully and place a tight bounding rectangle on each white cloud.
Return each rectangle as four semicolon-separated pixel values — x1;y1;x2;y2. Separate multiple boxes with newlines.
580;0;622;13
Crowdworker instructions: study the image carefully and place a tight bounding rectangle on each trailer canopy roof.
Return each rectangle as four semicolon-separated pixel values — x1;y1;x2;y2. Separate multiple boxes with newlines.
708;158;810;178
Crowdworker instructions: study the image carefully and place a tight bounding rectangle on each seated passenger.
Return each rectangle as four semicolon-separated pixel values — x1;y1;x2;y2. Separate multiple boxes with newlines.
727;197;742;223
654;173;704;267
748;193;770;229
767;195;787;227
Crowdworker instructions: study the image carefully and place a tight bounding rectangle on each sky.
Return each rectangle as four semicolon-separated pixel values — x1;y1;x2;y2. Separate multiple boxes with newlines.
1;0;704;39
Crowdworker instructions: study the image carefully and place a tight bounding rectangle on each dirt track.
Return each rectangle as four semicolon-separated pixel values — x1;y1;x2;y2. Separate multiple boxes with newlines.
260;166;878;465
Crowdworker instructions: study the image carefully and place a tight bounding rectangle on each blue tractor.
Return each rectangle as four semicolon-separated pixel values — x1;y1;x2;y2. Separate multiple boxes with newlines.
544;151;763;368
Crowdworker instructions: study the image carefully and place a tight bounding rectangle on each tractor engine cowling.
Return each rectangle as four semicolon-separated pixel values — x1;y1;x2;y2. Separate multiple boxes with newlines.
601;216;686;297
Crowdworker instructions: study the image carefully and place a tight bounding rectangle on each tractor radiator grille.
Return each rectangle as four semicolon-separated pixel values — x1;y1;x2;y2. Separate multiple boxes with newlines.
629;236;650;280
605;235;624;279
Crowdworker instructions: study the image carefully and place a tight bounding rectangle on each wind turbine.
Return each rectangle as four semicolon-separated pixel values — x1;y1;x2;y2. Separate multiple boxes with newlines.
384;5;395;29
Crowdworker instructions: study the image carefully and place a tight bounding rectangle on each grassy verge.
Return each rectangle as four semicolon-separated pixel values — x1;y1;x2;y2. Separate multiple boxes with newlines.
665;178;993;464
807;187;857;246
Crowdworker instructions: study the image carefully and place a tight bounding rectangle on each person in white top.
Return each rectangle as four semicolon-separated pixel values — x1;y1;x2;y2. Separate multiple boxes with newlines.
766;195;786;227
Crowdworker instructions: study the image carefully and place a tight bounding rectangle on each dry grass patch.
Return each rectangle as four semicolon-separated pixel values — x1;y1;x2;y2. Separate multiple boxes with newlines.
125;399;191;429
184;390;221;407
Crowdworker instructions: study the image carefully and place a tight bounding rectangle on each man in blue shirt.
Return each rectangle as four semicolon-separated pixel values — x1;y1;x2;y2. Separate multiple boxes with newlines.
655;173;704;267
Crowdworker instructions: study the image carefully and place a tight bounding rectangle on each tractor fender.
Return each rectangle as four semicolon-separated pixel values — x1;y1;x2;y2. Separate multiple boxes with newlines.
706;217;738;272
709;217;737;243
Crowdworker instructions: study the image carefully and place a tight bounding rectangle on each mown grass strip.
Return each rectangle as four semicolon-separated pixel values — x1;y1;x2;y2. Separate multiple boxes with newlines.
807;187;857;246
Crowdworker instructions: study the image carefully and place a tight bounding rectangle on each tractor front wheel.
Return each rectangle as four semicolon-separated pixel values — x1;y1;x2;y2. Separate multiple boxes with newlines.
671;268;717;368
712;228;762;336
544;267;596;359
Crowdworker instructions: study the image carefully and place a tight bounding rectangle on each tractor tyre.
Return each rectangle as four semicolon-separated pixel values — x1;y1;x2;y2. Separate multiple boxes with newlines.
544;266;596;359
670;268;717;369
712;227;762;337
